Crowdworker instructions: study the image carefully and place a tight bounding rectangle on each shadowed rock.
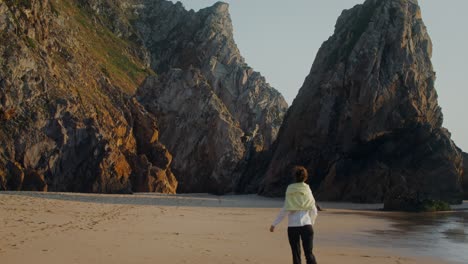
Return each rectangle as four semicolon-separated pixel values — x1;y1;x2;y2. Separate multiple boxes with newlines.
462;152;468;199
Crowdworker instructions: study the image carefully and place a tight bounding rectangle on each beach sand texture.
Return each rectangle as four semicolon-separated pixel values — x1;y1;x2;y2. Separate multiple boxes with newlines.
0;192;459;264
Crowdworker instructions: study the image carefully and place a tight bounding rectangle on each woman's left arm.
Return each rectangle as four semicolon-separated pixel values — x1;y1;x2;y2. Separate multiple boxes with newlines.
309;205;318;226
309;188;318;226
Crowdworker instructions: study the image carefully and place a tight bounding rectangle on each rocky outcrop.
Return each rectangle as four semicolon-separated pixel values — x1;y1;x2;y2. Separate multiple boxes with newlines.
0;0;176;193
131;1;287;193
259;0;463;208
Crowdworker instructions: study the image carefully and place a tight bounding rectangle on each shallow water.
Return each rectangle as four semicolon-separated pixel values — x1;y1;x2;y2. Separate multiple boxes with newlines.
330;211;468;264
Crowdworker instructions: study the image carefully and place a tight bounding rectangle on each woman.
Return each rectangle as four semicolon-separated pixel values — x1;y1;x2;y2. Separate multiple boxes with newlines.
270;166;318;264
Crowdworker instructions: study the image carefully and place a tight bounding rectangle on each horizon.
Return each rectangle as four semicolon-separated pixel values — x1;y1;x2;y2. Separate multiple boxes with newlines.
170;0;468;152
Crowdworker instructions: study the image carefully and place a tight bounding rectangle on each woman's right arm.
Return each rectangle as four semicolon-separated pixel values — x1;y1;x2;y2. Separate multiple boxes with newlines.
270;207;287;232
272;207;287;226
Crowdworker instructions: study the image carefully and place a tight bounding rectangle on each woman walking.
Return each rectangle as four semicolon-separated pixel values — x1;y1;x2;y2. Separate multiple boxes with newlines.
270;166;318;264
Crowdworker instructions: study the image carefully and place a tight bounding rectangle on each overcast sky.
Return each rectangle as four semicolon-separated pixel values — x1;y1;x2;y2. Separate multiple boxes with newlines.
169;0;468;151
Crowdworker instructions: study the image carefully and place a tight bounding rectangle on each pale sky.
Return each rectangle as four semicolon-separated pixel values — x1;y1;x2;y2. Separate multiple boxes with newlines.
169;0;468;152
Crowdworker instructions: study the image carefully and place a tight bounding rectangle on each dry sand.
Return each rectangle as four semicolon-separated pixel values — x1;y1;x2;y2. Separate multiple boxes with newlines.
0;192;462;264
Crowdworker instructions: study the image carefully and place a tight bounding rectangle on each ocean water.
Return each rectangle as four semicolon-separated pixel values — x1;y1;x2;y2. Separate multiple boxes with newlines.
331;211;468;264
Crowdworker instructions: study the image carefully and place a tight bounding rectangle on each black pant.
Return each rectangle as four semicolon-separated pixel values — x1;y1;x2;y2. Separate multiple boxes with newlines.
287;225;317;264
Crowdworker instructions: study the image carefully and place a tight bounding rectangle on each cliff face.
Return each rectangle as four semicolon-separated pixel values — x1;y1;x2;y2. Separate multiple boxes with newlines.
260;0;463;207
0;0;286;194
0;0;176;193
131;1;287;193
133;2;287;150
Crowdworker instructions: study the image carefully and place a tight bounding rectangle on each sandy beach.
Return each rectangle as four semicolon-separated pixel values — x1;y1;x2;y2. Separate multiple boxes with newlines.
0;192;466;264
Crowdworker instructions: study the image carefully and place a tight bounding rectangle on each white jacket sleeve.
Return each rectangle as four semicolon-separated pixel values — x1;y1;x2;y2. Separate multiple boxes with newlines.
272;207;287;227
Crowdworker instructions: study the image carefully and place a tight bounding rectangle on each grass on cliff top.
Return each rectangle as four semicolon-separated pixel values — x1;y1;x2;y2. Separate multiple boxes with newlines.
55;0;152;94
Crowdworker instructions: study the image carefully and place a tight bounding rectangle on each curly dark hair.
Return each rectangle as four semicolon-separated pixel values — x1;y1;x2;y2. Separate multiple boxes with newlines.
292;166;308;183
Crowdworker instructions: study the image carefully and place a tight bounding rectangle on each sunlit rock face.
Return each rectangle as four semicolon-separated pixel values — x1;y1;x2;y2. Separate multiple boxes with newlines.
0;0;176;193
259;0;464;208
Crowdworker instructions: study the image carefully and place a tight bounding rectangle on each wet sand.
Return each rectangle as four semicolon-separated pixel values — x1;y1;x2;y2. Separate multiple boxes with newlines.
0;192;466;264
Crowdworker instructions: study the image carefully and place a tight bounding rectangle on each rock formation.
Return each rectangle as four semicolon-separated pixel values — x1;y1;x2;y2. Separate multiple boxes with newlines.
133;1;286;149
137;69;245;193
0;0;286;194
131;1;287;193
259;0;464;208
0;0;176;193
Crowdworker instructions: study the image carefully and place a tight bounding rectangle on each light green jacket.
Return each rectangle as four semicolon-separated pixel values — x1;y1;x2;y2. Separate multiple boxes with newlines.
285;182;315;211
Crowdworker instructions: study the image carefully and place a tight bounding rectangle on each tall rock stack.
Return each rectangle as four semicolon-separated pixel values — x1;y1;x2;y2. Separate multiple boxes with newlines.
260;0;463;208
131;1;288;193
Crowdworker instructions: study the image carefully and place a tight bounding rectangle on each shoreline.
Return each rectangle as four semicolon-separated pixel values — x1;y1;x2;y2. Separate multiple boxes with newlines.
1;192;466;264
2;191;467;212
